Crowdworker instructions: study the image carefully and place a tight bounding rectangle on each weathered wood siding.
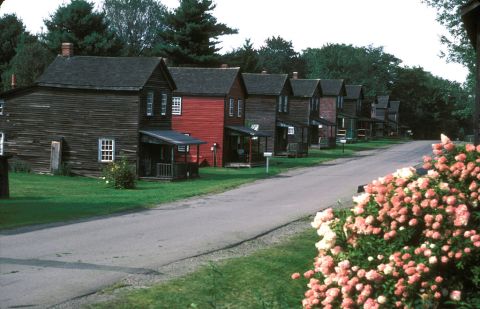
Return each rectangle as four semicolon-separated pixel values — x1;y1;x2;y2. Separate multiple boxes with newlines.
282;96;309;144
245;95;277;153
172;96;225;166
320;96;337;138
1;87;140;176
139;65;173;130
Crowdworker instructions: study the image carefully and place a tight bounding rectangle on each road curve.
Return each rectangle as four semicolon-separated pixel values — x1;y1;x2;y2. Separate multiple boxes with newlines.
0;140;434;308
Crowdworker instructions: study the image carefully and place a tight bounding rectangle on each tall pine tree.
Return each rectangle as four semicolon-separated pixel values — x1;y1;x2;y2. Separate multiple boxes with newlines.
43;0;123;56
155;0;237;66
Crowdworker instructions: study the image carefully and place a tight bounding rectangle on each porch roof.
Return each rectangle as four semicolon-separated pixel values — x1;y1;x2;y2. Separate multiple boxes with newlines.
140;130;206;145
277;120;308;128
225;125;270;137
311;117;336;127
337;112;358;119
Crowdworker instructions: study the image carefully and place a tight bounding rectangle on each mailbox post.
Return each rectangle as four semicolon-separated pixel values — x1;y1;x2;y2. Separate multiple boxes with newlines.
264;152;272;174
340;139;347;153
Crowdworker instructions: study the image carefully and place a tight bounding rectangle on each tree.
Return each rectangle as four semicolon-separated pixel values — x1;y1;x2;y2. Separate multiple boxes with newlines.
43;0;123;56
103;0;167;56
1;35;54;90
0;14;31;89
422;0;476;120
222;39;259;72
257;36;303;75
302;44;401;96
155;0;237;66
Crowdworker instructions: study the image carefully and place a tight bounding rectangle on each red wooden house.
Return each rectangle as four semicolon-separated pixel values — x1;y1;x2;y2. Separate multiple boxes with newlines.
169;67;269;167
319;79;346;147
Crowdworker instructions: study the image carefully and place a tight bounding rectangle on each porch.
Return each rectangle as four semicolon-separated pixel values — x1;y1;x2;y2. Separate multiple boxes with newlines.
224;126;270;168
139;130;206;180
310;117;337;149
275;120;309;156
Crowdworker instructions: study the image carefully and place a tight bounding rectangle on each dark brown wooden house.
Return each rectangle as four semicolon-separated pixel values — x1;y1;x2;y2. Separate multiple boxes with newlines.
243;73;306;156
0;47;205;179
461;0;480;145
371;95;390;137
289;77;323;147
169;66;269;168
387;100;401;136
319;79;346;147
340;85;364;141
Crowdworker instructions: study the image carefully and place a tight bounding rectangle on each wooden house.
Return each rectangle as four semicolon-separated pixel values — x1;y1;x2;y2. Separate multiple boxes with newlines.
0;44;205;179
319;79;346;147
387;100;401;136
289;76;323;148
461;0;480;144
372;95;390;137
243;73;307;156
169;67;269;168
339;85;364;141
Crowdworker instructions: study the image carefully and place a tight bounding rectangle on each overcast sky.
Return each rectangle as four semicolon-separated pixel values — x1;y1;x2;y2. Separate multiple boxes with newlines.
0;0;469;83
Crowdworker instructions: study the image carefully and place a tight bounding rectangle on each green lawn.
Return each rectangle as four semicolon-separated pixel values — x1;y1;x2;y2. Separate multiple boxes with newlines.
0;139;404;230
91;227;318;309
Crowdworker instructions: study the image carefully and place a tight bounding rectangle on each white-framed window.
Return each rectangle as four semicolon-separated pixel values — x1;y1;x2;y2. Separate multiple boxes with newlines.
237;99;243;117
177;133;190;152
278;95;288;113
288;126;295;135
0;132;4;155
251;124;259;131
146;91;154;116
172;97;182;115
229;98;234;117
337;96;344;109
98;138;115;162
0;100;4;115
161;93;167;115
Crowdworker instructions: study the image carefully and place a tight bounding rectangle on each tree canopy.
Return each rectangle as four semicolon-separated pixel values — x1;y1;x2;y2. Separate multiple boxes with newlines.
103;0;167;56
222;39;260;72
154;0;237;66
257;36;304;76
43;0;123;56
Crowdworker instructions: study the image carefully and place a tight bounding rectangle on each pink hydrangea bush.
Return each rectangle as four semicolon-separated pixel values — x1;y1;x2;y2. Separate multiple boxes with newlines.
293;135;480;308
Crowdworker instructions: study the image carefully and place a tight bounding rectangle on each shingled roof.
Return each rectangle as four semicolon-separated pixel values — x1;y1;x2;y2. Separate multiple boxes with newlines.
242;73;290;95
169;67;243;96
290;79;321;97
345;85;364;100
376;95;390;108
36;56;174;91
319;79;346;96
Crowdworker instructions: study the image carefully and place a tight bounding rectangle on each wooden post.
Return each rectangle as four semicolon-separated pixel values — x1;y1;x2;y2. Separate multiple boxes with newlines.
475;21;480;145
249;137;252;165
196;144;200;164
184;144;188;178
171;146;174;178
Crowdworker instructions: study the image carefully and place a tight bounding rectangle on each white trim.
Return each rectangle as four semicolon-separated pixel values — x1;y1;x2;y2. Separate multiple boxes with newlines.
0;100;4;116
98;138;115;162
172;97;182;115
288;126;295;135
161;93;167;115
146;91;154;116
237;99;243;117
229;98;234;117
0;132;4;155
177;133;190;152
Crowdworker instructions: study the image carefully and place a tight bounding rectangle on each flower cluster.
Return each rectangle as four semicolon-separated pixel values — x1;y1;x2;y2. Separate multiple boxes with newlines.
293;135;480;308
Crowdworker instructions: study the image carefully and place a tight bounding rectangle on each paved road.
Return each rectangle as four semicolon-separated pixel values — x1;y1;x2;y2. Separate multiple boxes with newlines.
0;140;433;308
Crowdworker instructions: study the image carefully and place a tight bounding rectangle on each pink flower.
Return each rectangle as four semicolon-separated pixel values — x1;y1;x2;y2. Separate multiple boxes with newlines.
440;134;451;144
466;144;476;152
450;290;462;301
291;272;301;280
435;276;443;283
303;270;315;279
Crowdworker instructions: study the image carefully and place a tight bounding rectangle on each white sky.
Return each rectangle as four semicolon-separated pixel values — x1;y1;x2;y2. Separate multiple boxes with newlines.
0;0;469;83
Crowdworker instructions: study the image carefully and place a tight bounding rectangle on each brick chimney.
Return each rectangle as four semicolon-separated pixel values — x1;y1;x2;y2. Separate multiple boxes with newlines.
292;72;298;79
11;74;16;89
61;43;74;57
261;70;267;74
220;64;228;68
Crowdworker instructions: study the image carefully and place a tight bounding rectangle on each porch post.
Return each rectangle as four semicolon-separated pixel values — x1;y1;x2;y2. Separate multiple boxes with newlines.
196;144;200;164
249;137;252;165
184;145;188;178
171;146;175;178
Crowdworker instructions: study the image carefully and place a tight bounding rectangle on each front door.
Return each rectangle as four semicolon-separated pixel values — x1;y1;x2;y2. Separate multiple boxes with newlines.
50;141;62;173
275;127;288;153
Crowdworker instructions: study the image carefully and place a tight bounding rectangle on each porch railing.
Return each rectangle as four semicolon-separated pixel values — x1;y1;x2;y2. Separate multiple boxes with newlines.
156;162;199;179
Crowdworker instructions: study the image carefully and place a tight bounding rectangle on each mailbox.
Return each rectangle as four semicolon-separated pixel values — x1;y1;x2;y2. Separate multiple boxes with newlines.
263;152;273;157
340;139;347;144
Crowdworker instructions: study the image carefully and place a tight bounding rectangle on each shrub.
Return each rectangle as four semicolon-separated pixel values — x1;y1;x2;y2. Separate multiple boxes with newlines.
293;134;480;308
102;156;136;189
9;159;31;173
